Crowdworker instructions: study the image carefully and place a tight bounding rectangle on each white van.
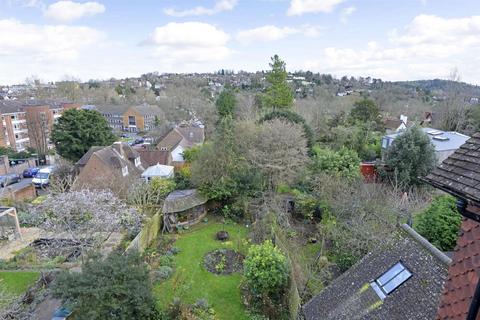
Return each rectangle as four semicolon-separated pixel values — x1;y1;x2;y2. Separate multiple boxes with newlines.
32;167;52;188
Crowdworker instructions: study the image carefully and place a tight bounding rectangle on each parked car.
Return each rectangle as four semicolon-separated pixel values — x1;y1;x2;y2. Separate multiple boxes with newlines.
134;138;144;145
0;173;21;187
52;307;72;320
32;167;52;188
22;167;40;178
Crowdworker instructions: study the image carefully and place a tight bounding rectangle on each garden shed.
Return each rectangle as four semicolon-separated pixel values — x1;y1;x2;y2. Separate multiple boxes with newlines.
162;189;207;232
141;163;174;181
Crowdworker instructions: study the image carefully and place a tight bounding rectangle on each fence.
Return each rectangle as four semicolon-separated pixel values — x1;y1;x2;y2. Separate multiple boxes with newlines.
126;212;162;252
273;226;302;320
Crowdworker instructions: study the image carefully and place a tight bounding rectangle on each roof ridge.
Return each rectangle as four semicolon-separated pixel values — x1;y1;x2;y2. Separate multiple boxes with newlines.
401;224;452;266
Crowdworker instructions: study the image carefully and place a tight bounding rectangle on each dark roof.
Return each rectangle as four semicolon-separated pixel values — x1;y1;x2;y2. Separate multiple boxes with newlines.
112;142;140;161
157;129;184;150
138;150;170;167
0;100;24;114
163;189;207;214
302;225;449;320
176;126;205;145
76;146;104;167
130;104;164;117
423;133;480;203
383;118;404;130
95;104;129;115
437;218;480;320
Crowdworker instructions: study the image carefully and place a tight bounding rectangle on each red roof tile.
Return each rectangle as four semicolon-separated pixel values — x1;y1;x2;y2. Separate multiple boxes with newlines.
437;218;480;320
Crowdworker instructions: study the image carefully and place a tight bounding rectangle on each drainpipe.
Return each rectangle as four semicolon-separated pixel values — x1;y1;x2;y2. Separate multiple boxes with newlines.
456;198;480;320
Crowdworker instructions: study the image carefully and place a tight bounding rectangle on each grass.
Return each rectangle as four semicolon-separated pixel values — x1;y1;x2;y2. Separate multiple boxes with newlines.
153;217;249;320
0;271;39;308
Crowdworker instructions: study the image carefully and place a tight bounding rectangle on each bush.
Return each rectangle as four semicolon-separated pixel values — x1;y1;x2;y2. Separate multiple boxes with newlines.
415;195;462;251
159;255;175;268
155;266;174;281
52;252;161;320
244;240;289;296
312;146;360;179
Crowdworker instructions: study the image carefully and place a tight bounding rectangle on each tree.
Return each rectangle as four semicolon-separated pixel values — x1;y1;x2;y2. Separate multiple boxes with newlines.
415;195;462;251
263;55;294;110
215;88;236;118
311;146;360;179
237;119;309;189
52;252;161;320
383;127;436;188
51;109;116;162
350;99;380;123
34;189;141;254
244;240;289;296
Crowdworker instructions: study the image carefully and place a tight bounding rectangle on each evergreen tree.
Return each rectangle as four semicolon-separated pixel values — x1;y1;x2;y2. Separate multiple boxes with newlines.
383;127;436;188
263;55;294;110
51;109;116;162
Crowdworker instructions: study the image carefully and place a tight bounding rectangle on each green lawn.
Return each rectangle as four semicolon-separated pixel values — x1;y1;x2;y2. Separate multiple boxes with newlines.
153;218;249;320
0;271;39;308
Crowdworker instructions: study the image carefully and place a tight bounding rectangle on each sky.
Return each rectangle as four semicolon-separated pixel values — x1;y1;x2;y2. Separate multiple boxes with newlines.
0;0;480;85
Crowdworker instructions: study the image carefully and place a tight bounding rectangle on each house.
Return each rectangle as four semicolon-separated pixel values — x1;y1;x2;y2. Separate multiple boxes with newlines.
162;189;208;232
383;115;408;134
123;104;164;132
156;123;205;165
0;100;79;152
94;105;129;132
137;149;171;167
422;133;480;320
94;104;164;132
381;127;470;163
141;163;174;181
74;142;144;192
302;224;450;320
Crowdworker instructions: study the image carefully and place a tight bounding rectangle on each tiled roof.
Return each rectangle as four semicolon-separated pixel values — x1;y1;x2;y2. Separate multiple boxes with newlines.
302;225;449;320
95;104;129;115
138;150;170;167
383;118;404;130
175;126;205;145
437;218;480;320
423;133;480;203
156;129;184;150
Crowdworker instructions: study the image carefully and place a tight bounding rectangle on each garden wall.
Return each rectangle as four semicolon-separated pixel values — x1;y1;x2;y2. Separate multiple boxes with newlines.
126;212;162;252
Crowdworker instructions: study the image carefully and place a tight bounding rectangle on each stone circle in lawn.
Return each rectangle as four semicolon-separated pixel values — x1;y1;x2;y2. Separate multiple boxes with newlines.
204;249;244;275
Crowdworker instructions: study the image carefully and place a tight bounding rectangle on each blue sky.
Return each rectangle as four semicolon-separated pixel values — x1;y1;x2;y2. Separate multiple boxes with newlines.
1;0;480;84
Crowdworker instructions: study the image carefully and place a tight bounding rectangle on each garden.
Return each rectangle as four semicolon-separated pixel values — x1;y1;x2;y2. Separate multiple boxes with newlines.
153;217;249;319
0;271;39;309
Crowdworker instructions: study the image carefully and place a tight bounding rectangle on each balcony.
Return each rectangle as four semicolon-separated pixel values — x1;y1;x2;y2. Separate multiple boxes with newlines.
12;119;26;125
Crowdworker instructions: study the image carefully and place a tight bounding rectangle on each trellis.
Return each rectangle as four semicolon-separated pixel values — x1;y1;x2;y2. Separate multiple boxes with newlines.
0;207;22;240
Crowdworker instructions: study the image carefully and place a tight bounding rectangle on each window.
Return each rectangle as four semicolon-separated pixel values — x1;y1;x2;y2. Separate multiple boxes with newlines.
134;157;141;167
382;138;388;149
370;262;412;299
160;147;167;151
128;116;136;126
122;166;129;177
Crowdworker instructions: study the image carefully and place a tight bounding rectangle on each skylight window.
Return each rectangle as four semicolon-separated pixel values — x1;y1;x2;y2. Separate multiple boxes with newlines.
370;262;412;300
427;130;443;136
433;136;450;141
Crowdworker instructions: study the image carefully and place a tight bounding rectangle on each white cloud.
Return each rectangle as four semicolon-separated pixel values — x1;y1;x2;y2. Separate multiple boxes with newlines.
287;0;345;16
237;24;322;44
303;15;480;82
44;1;105;23
0;18;103;60
164;0;237;17
143;22;231;65
340;6;355;23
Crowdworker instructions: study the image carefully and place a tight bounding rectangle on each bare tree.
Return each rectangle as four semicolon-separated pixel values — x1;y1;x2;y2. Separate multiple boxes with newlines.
236;119;309;189
33;189;141;257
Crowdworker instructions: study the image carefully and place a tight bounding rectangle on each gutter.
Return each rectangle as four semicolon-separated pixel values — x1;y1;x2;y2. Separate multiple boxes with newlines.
401;224;452;266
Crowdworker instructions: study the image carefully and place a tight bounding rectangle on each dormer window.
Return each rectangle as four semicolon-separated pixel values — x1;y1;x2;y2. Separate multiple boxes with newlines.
122;166;129;177
160;147;167;151
134;157;141;167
